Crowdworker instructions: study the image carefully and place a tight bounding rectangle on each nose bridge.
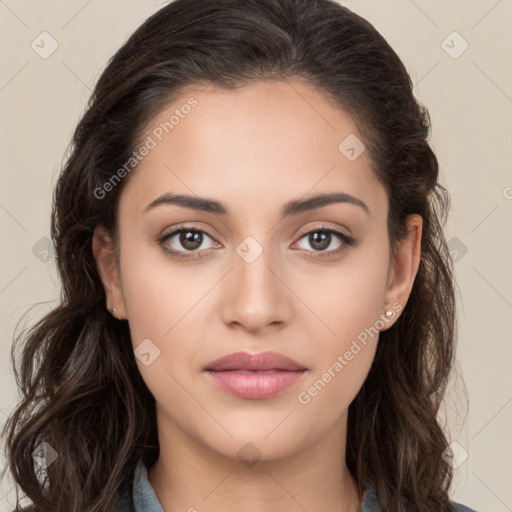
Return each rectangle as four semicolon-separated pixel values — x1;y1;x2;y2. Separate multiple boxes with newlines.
236;235;273;290
223;233;289;331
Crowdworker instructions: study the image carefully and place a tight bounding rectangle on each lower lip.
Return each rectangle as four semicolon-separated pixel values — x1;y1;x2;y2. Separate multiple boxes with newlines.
204;370;306;399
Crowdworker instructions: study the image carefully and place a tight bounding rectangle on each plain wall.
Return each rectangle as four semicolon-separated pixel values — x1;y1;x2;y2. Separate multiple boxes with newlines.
1;1;511;510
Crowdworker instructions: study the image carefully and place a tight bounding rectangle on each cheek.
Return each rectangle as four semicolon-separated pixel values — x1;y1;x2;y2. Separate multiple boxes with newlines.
119;240;207;416
118;235;214;393
300;240;390;343
118;233;192;344
295;339;377;441
293;239;388;406
294;274;385;424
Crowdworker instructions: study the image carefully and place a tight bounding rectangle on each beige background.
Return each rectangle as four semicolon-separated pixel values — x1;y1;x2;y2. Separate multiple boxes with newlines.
1;1;511;510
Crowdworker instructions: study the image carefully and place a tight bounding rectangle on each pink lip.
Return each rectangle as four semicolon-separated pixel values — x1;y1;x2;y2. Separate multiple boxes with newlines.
204;351;307;372
203;351;308;400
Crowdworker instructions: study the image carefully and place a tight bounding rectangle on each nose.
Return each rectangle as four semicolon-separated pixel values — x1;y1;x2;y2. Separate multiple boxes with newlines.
221;241;292;334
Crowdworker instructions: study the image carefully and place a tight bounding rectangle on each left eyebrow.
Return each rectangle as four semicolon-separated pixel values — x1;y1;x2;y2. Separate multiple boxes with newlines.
281;192;370;217
143;191;370;217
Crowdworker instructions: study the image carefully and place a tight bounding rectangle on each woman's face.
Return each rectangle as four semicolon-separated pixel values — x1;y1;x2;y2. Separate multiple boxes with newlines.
94;79;421;462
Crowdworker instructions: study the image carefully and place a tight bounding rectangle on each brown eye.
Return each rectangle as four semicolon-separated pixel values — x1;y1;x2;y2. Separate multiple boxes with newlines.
178;230;204;250
292;225;357;260
308;231;331;251
158;226;219;259
296;229;351;253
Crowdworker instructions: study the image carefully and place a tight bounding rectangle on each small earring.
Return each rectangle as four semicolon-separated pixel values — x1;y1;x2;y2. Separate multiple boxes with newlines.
385;309;394;318
110;306;117;314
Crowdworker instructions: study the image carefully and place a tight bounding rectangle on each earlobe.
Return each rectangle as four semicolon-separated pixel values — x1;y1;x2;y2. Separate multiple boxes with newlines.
92;225;127;319
382;214;423;328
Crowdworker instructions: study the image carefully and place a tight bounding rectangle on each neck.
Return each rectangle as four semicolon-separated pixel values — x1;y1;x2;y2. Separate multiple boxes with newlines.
147;408;362;512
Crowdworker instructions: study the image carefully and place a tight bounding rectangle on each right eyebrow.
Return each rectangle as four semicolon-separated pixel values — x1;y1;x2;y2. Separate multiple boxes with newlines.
144;193;228;215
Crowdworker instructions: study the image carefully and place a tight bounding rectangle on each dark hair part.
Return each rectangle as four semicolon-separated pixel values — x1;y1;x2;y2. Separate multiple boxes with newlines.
2;0;460;510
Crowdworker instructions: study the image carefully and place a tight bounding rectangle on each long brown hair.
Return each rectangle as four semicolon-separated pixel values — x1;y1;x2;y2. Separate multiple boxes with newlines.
2;1;461;510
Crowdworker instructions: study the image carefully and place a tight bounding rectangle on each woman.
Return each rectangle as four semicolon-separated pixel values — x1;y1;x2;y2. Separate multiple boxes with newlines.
2;0;479;511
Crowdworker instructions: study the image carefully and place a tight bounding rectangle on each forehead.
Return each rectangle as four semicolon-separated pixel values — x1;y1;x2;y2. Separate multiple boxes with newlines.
119;79;387;220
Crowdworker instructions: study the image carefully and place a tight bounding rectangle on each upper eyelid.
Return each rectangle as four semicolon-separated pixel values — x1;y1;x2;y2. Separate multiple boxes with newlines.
160;224;217;241
295;221;350;237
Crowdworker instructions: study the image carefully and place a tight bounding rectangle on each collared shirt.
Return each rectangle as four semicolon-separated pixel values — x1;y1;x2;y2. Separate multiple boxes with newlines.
116;460;479;512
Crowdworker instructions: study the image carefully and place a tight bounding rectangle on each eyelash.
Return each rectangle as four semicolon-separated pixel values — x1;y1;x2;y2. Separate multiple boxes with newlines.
156;223;357;261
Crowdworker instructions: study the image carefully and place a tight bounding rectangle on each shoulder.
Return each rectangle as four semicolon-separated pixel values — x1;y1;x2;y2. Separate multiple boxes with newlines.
360;483;481;512
116;468;135;511
12;466;136;512
453;503;480;512
12;492;135;512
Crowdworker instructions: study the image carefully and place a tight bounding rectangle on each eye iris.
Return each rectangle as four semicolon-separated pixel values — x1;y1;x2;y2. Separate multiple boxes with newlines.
180;230;202;250
310;231;330;251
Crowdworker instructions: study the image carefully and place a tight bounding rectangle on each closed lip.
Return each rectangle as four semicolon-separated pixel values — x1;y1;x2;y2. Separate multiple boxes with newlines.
203;351;307;372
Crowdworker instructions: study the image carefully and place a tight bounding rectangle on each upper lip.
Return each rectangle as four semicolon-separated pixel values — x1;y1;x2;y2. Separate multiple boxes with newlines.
204;351;307;372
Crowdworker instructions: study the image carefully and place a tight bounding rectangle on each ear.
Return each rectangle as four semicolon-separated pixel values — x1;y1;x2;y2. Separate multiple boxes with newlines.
381;214;422;330
92;224;127;319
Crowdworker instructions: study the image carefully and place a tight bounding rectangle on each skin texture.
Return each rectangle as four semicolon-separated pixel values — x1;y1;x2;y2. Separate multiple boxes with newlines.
93;79;422;512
